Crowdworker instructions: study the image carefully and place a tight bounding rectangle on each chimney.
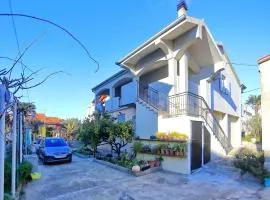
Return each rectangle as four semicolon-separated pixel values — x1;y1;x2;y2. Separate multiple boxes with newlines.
177;0;188;17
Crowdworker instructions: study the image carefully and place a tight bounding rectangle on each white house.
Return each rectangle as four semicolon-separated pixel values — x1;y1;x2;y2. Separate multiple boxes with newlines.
92;1;242;174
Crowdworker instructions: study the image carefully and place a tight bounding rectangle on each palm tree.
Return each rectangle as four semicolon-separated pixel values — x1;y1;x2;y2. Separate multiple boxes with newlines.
246;95;261;113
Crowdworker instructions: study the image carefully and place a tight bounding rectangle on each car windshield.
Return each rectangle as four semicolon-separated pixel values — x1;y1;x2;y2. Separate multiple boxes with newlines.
45;138;67;147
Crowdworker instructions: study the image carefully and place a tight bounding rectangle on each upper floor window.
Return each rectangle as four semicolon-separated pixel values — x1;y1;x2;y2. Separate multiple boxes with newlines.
220;74;231;96
118;112;125;123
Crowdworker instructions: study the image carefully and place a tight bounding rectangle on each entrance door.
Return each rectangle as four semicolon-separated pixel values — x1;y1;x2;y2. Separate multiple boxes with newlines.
191;121;202;171
203;126;211;164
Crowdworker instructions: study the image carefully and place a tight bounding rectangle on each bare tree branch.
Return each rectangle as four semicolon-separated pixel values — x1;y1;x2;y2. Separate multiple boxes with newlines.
0;13;100;72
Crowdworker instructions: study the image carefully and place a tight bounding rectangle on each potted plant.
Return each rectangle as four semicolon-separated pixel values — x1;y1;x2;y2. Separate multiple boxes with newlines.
155;156;163;167
158;143;167;155
172;144;180;156
148;160;156;168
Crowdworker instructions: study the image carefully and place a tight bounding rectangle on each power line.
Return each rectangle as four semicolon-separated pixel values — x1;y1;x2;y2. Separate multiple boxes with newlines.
229;62;258;67
7;0;31;102
0;13;100;72
242;88;260;94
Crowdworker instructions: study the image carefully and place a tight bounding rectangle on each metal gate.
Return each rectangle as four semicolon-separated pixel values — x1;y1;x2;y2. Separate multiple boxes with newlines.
191;121;202;171
203;126;211;164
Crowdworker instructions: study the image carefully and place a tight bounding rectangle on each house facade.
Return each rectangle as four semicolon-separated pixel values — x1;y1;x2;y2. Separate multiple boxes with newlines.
92;1;242;174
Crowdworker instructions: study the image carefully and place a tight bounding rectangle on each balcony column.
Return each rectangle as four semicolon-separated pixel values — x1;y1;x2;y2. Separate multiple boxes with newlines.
168;57;177;96
179;52;189;93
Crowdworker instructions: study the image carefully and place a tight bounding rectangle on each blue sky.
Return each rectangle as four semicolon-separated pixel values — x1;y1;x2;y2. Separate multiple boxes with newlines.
0;0;269;119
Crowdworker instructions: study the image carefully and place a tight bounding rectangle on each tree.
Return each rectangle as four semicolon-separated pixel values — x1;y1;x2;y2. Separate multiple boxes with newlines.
246;95;261;113
106;121;134;157
246;114;262;140
78;117;101;155
78;113;134;157
63;118;81;140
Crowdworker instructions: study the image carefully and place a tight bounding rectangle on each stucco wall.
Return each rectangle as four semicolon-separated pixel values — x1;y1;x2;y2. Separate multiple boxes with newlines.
135;102;158;139
259;60;270;151
121;81;137;106
137;153;190;174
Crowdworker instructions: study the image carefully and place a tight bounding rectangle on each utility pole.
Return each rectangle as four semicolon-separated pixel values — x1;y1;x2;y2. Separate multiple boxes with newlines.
11;99;17;198
19;111;23;163
0;85;6;200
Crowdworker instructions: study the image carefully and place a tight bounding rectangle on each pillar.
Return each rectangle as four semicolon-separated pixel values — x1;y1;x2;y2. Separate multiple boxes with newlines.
168;57;177;95
257;54;270;170
179;52;189;93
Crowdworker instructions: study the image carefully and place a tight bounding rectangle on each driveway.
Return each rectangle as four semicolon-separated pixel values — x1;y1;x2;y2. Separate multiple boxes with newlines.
23;155;269;200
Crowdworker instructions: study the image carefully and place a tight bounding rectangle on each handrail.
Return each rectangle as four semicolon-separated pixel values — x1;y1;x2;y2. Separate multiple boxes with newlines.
137;84;232;153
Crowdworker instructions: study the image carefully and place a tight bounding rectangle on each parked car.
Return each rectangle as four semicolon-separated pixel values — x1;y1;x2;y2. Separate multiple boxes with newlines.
36;137;72;164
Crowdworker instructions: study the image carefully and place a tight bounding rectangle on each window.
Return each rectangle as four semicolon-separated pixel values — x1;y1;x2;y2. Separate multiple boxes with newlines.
118;113;125;123
220;74;231;95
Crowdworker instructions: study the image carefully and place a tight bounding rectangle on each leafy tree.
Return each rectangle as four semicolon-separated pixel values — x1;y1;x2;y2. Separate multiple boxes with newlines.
78;112;134;157
106;121;134;157
63;118;81;140
246;114;262;140
46;127;53;137
79;117;101;155
246;95;261;113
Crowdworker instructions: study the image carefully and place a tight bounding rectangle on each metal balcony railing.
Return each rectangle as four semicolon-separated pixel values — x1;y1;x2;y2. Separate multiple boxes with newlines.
138;84;232;153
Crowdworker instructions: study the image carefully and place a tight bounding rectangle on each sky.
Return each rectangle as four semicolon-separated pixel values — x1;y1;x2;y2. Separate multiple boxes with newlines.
0;0;269;119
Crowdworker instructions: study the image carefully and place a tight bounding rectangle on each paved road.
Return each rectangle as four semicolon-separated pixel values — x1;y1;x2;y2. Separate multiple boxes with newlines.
24;155;268;200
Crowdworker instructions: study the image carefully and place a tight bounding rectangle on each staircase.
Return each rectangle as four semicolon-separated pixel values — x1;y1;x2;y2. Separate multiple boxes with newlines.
137;84;233;154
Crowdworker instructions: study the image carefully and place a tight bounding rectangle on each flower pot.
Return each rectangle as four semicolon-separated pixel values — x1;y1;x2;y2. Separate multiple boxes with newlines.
148;161;156;168
154;160;160;167
175;151;180;157
165;149;170;155
160;149;165;155
170;149;174;156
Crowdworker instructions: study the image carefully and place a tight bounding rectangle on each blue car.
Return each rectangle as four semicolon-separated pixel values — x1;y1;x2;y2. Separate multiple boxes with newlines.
37;137;72;164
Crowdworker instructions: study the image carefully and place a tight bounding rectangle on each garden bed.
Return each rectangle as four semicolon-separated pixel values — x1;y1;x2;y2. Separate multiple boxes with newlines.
93;156;162;177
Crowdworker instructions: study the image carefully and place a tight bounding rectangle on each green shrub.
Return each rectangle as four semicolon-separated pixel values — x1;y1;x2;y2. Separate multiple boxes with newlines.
234;148;266;180
4;160;12;193
4;193;13;200
133;141;143;155
18;161;33;184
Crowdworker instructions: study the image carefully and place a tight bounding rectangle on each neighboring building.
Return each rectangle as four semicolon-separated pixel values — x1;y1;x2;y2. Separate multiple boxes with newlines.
92;1;242;174
257;54;270;170
35;113;66;138
85;100;95;118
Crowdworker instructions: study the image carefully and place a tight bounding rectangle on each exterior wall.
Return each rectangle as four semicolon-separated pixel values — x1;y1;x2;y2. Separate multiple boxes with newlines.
140;65;171;96
121;81;137;106
135;102;158;139
229;115;241;148
258;57;270;151
110;107;136;122
137;153;190;174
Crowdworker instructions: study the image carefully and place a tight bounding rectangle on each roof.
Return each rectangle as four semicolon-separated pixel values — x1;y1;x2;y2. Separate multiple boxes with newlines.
116;15;187;65
36;113;63;125
257;54;270;65
92;70;128;92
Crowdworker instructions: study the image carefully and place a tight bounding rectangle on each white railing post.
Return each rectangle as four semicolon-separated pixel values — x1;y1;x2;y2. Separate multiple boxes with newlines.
11;99;17;198
0;85;6;200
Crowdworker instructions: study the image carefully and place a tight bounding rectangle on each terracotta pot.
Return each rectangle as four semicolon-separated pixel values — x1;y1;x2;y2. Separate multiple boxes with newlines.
161;149;166;155
155;160;160;167
165;149;170;155
175;151;180;157
170;150;174;156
